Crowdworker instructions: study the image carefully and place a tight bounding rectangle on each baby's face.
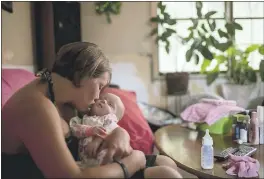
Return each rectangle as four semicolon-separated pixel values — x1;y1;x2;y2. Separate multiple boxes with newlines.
90;93;124;119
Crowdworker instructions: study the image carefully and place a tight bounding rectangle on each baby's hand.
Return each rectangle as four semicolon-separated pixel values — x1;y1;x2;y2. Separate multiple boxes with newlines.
85;136;104;158
92;126;107;138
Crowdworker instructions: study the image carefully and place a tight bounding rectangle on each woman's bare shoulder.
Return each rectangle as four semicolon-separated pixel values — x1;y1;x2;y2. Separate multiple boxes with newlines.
2;86;56;124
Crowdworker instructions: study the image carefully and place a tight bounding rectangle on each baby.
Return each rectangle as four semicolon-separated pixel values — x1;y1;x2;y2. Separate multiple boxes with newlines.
70;93;183;178
70;92;125;168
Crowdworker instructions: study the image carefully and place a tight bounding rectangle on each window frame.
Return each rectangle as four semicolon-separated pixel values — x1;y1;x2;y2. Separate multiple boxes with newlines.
152;1;264;76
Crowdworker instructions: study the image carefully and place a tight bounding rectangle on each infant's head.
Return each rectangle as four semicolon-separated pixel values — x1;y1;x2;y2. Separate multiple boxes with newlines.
89;93;125;120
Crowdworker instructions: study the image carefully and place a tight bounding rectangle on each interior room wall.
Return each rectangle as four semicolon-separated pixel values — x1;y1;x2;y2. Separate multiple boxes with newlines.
2;2;34;70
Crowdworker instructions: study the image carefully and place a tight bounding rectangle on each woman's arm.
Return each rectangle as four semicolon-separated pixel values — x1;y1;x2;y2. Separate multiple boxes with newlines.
99;126;133;164
15;96;142;178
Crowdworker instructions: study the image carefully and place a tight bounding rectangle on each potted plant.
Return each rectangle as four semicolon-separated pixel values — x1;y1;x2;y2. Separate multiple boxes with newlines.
95;2;122;24
202;44;264;108
150;2;264;106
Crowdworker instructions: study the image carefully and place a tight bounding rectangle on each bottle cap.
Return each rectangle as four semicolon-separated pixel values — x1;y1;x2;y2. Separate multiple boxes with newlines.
202;129;213;145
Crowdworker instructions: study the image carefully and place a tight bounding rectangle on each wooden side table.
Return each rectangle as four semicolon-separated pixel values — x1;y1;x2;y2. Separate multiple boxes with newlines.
154;125;264;178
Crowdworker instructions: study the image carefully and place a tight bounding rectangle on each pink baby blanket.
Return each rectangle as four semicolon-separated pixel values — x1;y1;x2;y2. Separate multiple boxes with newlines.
180;98;244;125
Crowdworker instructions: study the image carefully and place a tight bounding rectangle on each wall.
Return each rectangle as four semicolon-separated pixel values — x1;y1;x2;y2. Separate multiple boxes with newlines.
81;2;168;108
2;2;34;67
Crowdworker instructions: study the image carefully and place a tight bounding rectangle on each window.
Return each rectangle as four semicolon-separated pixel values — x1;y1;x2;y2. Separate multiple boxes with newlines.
158;2;264;73
233;2;264;70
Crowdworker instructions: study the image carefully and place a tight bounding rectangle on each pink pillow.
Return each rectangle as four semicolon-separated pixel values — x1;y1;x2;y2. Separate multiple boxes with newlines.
2;69;35;108
103;88;154;154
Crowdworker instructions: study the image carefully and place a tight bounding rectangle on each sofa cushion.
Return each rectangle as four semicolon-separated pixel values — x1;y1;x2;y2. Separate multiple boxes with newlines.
103;87;154;154
2;69;35;107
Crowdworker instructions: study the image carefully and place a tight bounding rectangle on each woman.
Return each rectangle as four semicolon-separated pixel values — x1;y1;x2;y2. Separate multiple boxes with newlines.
2;42;180;178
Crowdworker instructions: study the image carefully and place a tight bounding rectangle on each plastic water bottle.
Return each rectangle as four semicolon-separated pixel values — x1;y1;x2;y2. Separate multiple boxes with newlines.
201;129;214;169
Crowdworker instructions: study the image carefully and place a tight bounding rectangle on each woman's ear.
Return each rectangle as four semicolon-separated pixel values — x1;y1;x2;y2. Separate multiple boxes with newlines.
73;72;81;87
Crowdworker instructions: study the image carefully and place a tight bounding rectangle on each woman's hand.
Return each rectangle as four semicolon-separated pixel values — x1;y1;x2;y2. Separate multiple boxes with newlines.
98;127;132;165
85;137;104;158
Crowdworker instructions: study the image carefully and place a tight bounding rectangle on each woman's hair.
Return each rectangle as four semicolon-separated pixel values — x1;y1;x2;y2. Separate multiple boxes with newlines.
52;42;112;86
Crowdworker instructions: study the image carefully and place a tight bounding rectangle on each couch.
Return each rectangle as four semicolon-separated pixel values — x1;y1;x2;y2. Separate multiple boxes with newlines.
1;68;154;154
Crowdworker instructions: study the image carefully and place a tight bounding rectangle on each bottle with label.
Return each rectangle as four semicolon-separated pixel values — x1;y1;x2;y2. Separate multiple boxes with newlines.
249;111;259;145
257;106;264;144
240;119;248;143
235;116;243;141
201;129;214;169
232;124;237;140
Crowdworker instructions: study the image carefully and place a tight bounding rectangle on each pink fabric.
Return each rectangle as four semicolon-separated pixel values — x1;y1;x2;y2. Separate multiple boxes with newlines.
103;88;154;155
201;98;237;106
223;154;260;178
2;69;35;108
180;99;244;125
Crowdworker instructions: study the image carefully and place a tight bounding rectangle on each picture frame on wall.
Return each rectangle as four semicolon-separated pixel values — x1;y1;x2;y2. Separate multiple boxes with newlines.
1;2;13;13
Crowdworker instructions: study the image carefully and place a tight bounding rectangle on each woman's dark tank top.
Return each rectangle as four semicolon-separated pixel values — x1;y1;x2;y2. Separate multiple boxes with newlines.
2;69;78;179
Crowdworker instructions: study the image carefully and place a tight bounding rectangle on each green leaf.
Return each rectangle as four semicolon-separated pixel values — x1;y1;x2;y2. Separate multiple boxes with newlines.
166;18;177;25
245;44;260;53
196;1;203;9
227;46;236;57
196;1;203;18
211;20;216;31
198;45;214;60
260;60;264;82
209;36;219;46
197;30;204;38
190;39;203;51
163;13;170;21
233;22;243;30
150;17;160;23
194;54;199;64
225;23;235;36
165;40;170;54
218;29;229;39
207;19;216;31
188;26;193;31
186;49;193;62
201;24;208;32
201;59;211;73
215;55;227;63
191;18;199;28
204;11;217;19
216;41;233;52
158;2;166;14
246;68;257;83
150;27;158;36
206;72;219;85
183;31;194;43
166;28;176;34
258;45;264;55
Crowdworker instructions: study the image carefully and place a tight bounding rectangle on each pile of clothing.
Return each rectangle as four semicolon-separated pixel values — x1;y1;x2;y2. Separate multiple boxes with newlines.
181;98;244;126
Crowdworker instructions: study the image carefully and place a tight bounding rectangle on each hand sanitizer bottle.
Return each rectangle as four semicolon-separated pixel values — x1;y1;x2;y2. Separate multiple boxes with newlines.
201;129;214;169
